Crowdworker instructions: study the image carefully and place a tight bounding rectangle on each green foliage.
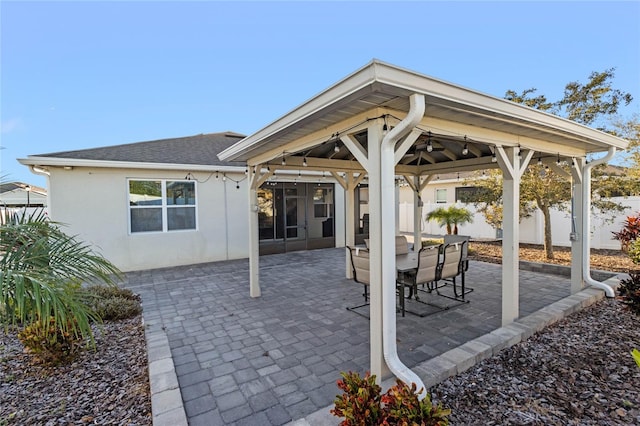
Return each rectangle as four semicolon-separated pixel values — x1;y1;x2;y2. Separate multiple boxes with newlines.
504;88;554;111
331;372;450;425
18;317;81;365
421;238;444;248
0;210;122;347
381;380;451;426
331;371;383;425
629;238;640;265
632;349;640;368
612;213;640;252
617;271;640;315
425;206;473;235
556;68;633;129
84;285;142;321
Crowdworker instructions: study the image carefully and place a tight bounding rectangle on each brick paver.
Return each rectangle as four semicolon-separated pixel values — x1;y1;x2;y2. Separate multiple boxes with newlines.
124;247;574;425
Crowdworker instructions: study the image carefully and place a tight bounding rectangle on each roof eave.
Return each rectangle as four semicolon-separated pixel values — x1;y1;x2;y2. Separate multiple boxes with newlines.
218;60;629;162
18;157;246;173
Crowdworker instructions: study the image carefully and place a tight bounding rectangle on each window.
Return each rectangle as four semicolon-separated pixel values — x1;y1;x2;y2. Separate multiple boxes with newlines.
455;186;482;203
313;187;333;218
435;189;447;203
128;180;196;233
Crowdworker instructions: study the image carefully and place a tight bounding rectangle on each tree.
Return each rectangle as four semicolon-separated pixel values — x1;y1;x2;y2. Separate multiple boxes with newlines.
425;205;474;235
0;210;122;345
469;69;634;259
613;114;640;181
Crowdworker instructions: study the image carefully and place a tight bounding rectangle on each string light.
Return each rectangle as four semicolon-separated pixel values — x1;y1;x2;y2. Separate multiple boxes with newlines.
334;142;340;153
303;157;307;167
556;153;561;165
427;131;433;153
462;136;468;156
538;156;543;166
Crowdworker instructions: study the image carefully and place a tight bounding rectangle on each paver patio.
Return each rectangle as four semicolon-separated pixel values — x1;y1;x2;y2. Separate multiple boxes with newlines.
123;247;574;425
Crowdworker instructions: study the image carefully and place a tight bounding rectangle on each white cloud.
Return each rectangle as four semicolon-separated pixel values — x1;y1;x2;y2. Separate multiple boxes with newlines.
1;118;23;134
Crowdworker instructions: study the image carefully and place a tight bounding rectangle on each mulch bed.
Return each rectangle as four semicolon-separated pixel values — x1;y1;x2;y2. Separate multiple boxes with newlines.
431;298;640;425
0;316;151;425
469;241;636;273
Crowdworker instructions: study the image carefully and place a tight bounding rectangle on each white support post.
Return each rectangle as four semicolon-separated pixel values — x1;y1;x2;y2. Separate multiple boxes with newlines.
411;175;433;250
395;182;400;236
496;146;521;325
344;173;356;279
367;122;390;380
570;158;585;293
248;168;261;298
413;176;422;250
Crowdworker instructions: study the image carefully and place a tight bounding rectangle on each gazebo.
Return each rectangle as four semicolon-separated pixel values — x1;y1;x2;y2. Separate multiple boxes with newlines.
219;60;628;393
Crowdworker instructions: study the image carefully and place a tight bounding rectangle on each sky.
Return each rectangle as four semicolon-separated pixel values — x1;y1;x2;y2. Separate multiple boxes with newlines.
2;1;639;189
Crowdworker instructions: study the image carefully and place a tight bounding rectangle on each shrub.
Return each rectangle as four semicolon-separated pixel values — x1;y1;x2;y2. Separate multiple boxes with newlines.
612;213;640;252
617;271;640;315
421;239;444;249
1;210;122;348
331;371;383;425
331;372;450;425
84;285;142;321
628;238;640;265
382;380;451;426
18;317;81;365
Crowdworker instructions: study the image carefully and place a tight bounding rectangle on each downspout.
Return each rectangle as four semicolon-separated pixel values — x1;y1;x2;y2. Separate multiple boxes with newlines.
29;165;50;177
582;147;616;297
381;93;427;398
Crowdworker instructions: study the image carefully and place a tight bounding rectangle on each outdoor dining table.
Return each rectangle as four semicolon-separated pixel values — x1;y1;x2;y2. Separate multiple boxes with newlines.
396;251;419;274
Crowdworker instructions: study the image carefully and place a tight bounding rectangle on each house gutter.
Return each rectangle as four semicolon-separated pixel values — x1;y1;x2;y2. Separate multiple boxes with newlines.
29;165;50;176
582;147;616;297
381;93;427;399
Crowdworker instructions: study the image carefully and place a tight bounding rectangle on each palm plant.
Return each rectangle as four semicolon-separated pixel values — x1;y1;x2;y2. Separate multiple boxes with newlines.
0;209;122;344
426;205;473;235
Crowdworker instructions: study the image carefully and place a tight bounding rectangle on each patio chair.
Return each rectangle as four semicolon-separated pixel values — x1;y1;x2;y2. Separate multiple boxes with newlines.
396;244;449;316
443;235;473;297
395;235;410;255
364;235;410;254
432;240;472;303
347;245;408;318
347;246;371;317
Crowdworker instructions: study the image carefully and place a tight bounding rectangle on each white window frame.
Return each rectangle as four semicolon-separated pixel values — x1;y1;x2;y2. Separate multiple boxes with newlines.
435;188;447;204
128;179;197;234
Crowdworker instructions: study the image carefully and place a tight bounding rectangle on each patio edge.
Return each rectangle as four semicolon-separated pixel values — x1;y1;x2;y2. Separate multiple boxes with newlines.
290;279;616;426
144;318;188;426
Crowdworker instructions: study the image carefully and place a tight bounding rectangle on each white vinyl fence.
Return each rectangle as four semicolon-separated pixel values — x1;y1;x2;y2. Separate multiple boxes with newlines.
399;197;640;250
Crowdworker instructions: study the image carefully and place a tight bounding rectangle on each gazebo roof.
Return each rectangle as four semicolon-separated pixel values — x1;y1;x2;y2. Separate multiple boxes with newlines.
219;60;628;173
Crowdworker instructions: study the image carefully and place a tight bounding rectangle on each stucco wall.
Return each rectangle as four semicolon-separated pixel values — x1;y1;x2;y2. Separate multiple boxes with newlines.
46;167;347;272
47;167;251;272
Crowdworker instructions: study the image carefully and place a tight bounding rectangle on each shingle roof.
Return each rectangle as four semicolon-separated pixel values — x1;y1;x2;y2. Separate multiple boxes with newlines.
0;182;46;195
35;132;246;167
